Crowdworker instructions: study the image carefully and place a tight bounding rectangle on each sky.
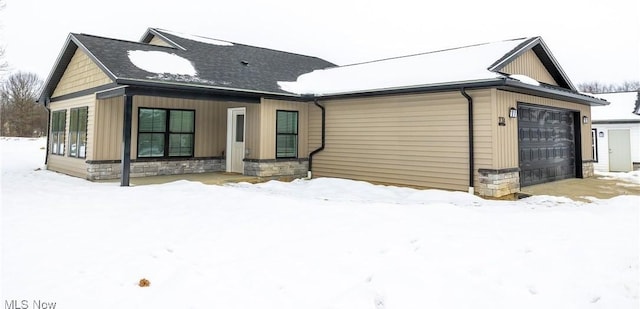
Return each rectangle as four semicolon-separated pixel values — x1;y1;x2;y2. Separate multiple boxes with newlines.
0;0;638;86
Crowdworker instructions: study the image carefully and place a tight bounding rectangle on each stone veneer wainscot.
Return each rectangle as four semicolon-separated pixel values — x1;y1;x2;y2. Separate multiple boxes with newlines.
477;168;521;198
86;157;225;180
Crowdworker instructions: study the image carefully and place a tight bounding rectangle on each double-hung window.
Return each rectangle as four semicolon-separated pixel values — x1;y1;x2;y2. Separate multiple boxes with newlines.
138;108;194;158
69;107;88;158
276;110;298;158
51;110;66;155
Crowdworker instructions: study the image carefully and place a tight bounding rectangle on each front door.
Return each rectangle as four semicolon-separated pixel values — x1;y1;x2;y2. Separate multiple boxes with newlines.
608;129;632;172
226;108;246;173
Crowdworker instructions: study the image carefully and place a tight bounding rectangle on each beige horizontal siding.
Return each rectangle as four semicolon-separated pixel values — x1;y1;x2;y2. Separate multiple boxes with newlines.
311;91;484;191
308;103;323;152
47;94;96;178
259;99;309;159
466;90;493;188
500;50;558;86
495;90;593;168
52;48;112;98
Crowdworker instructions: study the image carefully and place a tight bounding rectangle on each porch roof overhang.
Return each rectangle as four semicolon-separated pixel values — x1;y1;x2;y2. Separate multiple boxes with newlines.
93;78;307;103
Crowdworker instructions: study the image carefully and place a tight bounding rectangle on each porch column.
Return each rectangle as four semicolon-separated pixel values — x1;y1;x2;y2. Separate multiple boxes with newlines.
121;94;133;186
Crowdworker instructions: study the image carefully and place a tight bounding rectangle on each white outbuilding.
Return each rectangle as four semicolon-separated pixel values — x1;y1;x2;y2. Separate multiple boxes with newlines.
591;91;640;172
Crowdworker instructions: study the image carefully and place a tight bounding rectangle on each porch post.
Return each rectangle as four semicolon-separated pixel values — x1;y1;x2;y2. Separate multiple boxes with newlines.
121;94;133;186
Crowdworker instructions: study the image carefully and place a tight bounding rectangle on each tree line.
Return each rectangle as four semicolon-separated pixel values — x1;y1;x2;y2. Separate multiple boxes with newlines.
0;72;48;136
576;81;640;93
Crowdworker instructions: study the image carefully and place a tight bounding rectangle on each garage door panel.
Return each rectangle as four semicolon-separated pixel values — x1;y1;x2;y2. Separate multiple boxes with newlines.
518;105;576;187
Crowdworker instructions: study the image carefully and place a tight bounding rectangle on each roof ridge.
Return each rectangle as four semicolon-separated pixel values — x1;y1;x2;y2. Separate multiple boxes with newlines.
151;28;336;64
313;37;530;71
74;32;176;49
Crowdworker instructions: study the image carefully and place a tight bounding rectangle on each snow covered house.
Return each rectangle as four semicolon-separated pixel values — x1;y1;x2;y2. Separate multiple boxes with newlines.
590;91;640;172
38;28;607;198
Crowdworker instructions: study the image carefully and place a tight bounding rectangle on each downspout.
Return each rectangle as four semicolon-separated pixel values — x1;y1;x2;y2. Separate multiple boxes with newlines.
460;88;475;194
307;98;325;179
44;98;51;165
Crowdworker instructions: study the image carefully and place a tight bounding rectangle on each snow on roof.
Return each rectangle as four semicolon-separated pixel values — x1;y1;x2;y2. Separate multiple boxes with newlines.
278;38;528;95
160;29;234;46
127;50;197;76
508;74;540;86
590;91;640;121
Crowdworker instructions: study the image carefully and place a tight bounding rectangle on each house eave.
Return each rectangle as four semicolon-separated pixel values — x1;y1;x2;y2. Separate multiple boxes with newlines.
300;78;608;105
119;78;304;99
500;80;608;106
305;79;508;100
592;120;640;124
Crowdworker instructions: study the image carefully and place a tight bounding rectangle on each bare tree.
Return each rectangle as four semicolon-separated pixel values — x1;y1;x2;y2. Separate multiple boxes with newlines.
577;80;640;93
0;71;47;136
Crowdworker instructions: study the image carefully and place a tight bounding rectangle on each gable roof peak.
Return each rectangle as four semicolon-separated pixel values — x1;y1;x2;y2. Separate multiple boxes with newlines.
488;36;575;90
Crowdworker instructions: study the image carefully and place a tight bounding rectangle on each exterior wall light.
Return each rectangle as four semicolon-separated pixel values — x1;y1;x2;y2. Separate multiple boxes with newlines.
582;116;589;124
509;107;518;118
598;131;604;138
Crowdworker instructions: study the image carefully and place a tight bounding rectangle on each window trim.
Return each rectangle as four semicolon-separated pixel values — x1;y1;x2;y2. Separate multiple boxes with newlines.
50;110;66;156
275;110;299;159
136;107;195;159
68;107;88;159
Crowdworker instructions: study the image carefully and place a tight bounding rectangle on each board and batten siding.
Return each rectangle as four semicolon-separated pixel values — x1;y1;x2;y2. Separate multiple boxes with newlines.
499;50;558;86
92;96;124;161
47;94;96;178
92;96;261;160
310;91;492;191
51;48;112;98
259;98;309;159
494;90;592;168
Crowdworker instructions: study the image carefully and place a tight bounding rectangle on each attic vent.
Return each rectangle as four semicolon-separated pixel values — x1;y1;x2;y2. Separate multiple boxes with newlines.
240;60;249;66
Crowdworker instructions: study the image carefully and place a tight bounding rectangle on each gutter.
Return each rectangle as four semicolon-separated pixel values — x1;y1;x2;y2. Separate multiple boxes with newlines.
460;88;474;195
307;98;325;178
115;78;302;100
500;79;607;106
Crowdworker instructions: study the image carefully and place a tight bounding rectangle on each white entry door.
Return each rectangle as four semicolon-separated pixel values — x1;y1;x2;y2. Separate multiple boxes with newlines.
226;108;246;173
608;129;632;172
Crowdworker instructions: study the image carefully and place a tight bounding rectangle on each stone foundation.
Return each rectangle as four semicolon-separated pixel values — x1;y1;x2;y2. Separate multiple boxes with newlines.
244;158;309;178
86;157;225;180
477;168;520;198
582;161;594;178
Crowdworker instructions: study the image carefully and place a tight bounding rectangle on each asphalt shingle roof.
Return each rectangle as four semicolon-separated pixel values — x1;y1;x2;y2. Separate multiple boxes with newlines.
72;28;336;95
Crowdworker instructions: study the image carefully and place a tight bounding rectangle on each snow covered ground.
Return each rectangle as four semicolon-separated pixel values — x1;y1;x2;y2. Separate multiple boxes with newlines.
1;137;639;309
